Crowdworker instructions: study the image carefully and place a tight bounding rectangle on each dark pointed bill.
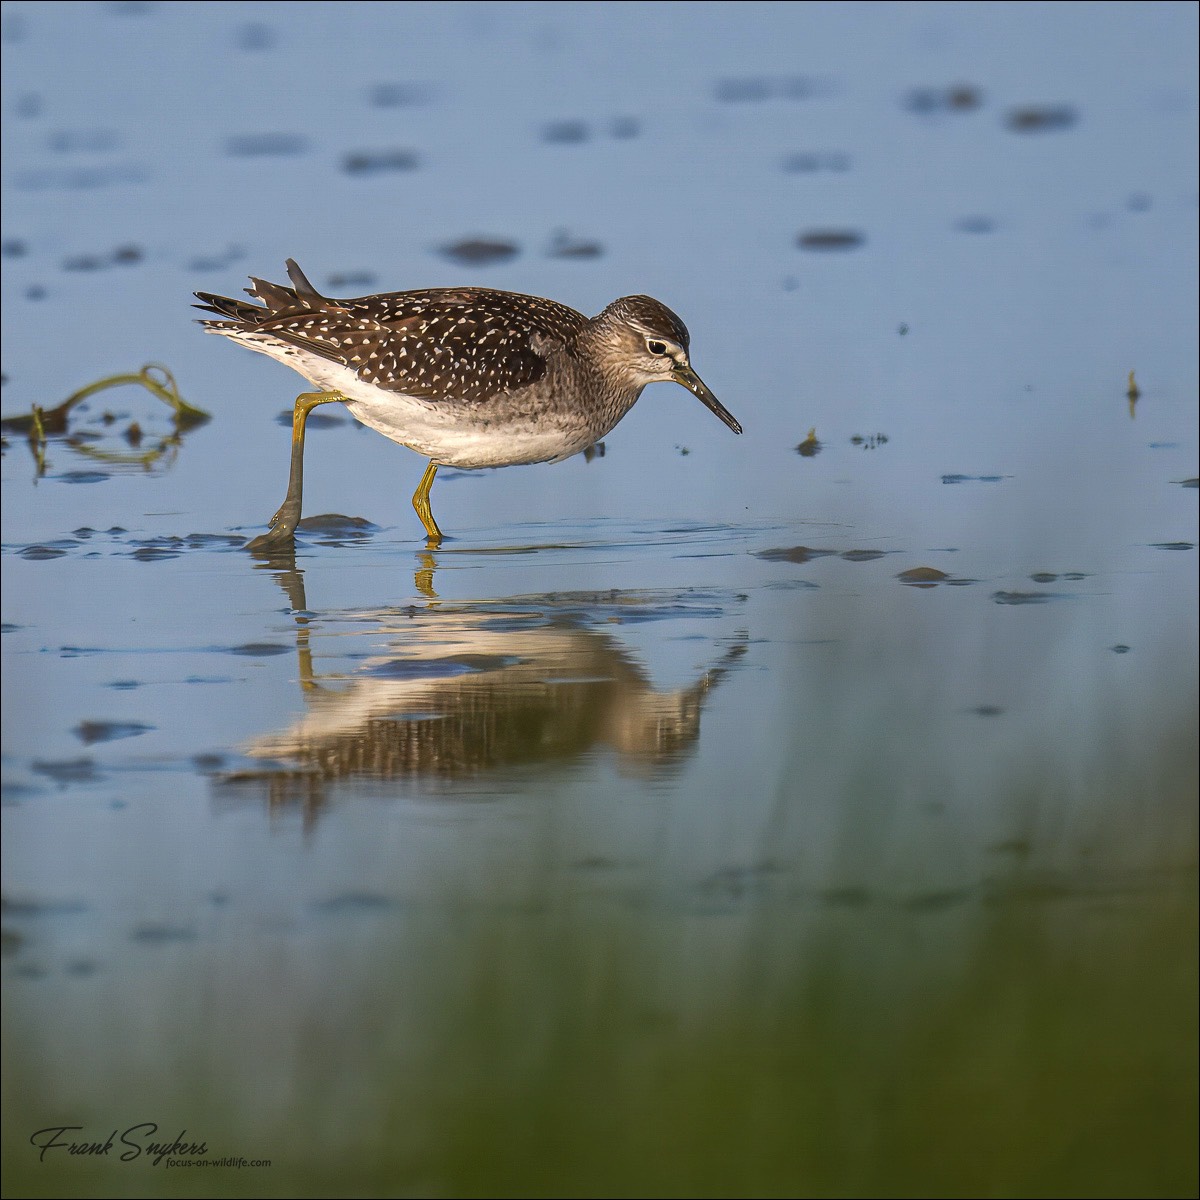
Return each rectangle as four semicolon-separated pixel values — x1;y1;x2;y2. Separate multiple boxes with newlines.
673;364;742;435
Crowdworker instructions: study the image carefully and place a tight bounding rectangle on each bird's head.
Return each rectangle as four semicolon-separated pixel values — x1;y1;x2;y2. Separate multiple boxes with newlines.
593;295;742;434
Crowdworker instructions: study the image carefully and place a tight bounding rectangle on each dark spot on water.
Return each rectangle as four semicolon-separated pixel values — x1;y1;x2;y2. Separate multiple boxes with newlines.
757;546;838;565
1030;572;1058;583
1006;105;1077;133
1178;478;1199;488
547;230;604;259
897;566;949;586
609;116;640;139
342;148;419;175
1150;541;1193;551
65;960;99;977
15;92;41;118
312;892;396;914
225;643;290;657
440;237;519;266
234;21;274;51
104;680;143;690
1;623;21;633
2;928;23;954
1111;644;1131;654
993;590;1061;605
74;720;154;745
1;238;27;257
797;230;864;251
63;254;105;272
904;84;983;113
1148;442;1179;449
26;285;46;300
970;705;1005;717
185;675;234;685
368;82;430;108
54;470;109;484
48;128;121;154
192;753;227;772
841;550;889;562
184;532;246;549
782;151;850;173
131;924;197;944
714;77;772;103
19;545;67;560
13;164;148;190
1126;193;1152;212
225;133;308;157
850;433;890;449
32;758;99;785
112;244;143;265
326;271;377;290
541;119;589;144
1062;572;1088;581
955;215;996;234
942;473;1007;484
132;546;179;562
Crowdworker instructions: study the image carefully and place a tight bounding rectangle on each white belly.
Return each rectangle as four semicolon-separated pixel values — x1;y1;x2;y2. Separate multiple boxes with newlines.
226;331;589;469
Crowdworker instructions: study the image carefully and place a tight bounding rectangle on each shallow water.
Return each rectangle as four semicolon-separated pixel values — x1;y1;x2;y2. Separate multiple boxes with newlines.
2;3;1197;1197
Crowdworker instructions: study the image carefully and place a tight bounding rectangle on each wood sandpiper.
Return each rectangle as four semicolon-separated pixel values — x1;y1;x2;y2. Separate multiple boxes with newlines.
195;260;742;549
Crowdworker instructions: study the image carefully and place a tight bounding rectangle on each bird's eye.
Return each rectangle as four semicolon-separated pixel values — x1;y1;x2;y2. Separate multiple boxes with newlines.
647;340;668;356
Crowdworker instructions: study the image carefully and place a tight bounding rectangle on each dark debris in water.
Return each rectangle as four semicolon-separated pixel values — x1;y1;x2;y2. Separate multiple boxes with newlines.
1150;541;1194;551
1006;105;1077;133
224;643;290;657
942;473;1009;484
541;119;590;144
367;82;432;108
74;720;154;745
440;237;520;266
234;21;275;51
781;151;851;174
850;433;890;449
797;229;864;252
547;230;604;259
714;75;823;103
896;566;975;588
32;758;100;785
342;148;420;175
12;164;149;191
1110;644;1132;654
904;84;983;114
969;705;1005;717
757;546;838;565
955;216;996;234
1178;478;1199;489
225;133;308;157
992;590;1066;605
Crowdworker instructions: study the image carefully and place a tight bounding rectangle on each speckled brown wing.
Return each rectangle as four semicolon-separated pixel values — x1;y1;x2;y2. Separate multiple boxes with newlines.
197;264;587;406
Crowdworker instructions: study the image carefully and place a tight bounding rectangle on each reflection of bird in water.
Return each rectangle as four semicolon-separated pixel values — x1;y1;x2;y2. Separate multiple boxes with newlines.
221;594;745;819
195;260;741;549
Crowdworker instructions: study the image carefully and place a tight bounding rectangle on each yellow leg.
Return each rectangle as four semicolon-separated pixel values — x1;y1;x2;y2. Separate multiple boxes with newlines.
247;390;345;553
412;460;444;545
